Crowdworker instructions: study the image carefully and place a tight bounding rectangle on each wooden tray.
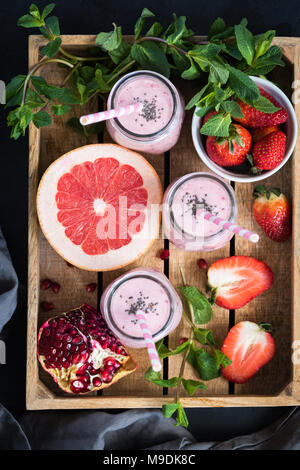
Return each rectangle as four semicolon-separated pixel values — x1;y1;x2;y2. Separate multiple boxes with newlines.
27;35;300;409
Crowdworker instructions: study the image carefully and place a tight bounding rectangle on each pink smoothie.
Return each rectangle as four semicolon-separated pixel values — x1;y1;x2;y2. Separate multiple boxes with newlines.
115;76;174;135
106;71;184;154
171;176;232;238
110;277;171;338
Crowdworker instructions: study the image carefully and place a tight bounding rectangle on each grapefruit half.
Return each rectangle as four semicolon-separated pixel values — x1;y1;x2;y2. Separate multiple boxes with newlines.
36;144;162;271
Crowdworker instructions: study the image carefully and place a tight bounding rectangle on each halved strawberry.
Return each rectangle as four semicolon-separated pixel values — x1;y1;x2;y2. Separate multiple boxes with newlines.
207;256;274;310
221;321;275;383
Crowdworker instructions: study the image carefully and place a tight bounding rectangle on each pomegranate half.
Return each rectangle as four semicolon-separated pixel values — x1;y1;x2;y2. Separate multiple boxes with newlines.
37;303;137;394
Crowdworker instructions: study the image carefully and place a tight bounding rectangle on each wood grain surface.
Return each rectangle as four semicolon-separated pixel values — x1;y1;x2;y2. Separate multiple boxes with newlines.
27;35;300;409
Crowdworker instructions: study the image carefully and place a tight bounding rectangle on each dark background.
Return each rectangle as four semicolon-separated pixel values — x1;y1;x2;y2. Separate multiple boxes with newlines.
0;0;298;442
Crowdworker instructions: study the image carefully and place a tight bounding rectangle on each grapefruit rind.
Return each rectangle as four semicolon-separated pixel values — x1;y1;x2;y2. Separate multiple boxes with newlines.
36;144;162;271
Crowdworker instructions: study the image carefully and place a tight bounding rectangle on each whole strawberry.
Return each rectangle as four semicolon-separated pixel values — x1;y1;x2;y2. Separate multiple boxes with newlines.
235;88;288;128
252;125;279;142
253;185;291;242
252;130;286;170
206;124;252;167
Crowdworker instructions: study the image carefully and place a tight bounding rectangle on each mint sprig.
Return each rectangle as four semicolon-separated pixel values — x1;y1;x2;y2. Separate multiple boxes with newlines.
5;4;284;140
145;267;231;429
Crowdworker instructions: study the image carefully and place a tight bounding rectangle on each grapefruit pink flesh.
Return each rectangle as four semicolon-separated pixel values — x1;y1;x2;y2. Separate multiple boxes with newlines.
37;144;162;271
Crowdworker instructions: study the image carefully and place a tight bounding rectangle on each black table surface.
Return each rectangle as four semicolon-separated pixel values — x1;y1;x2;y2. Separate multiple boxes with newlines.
0;0;297;442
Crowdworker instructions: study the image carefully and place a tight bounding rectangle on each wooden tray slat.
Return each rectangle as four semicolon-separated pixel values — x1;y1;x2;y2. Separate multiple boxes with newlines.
27;35;300;409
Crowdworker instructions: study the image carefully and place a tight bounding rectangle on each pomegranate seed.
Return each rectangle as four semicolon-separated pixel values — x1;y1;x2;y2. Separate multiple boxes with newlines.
103;357;116;367
41;279;52;290
159;249;170;260
86;283;97;293
76;364;88;375
70;380;85;393
101;370;113;383
179;337;188;345
89;367;100;375
43;328;51;337
41;302;54;312
197;258;208;270
114;360;121;370
78;374;90;384
92;377;102;387
52;282;61;294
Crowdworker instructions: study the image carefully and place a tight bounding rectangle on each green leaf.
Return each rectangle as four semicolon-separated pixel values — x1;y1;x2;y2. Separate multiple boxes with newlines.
195;105;213;118
252;94;280;113
193;328;215;345
7;105;34;139
178;286;212;324
181;57;202;81
29;4;41;20
209;58;229;84
252;45;284;74
176;402;189;428
227;65;260;103
96;23;122;51
187;346;220;381
45;16;60;37
94;69;112;93
185;84;210;110
200;112;232;138
41;37;62;58
145;22;163;37
134;8;155;40
41;3;56;21
51;103;71;115
25;88;45;108
170;48;190;73
222;100;244;118
18;14;43;28
32;110;52;128
208;17;226;40
181;378;207;395
234;24;255;66
223;43;243;60
109;42;131;65
162;403;179;419
76;76;86;101
31;76;80;104
131;41;170;78
167;15;190;45
213;349;232;369
156;339;189;359
5;75;26;106
145;368;179;388
254;30;275;60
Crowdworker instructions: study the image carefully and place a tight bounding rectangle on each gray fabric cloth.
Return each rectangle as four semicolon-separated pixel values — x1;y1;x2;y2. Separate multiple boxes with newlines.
0;225;299;451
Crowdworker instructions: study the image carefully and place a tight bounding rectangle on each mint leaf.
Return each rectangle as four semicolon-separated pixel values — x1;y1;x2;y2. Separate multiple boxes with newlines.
51;103;71;115
41;37;61;58
178;286;212;324
222;100;244;118
29;4;41;20
156;339;189;359
5;75;26;106
167;15;191;45
185;84;210;110
109;42;131;65
33;110;52;128
41;3;56;21
145;22;163;37
200;112;232;138
181;57;202;81
252;45;284;75
18;14;43;28
25;88;45;108
254;30;275;60
31;76;80;104
176;402;189;428
193;328;215;345
234;24;255;66
181;378;207;395
209;58;229;84
227;65;260;103
134;8;155;40
96;23;122;51
162;403;179;419
131;41;170;78
7;105;34;139
145;368;179;388
252;94;280;113
45;16;60;37
208;17;226;40
213;349;231;369
187;346;220;381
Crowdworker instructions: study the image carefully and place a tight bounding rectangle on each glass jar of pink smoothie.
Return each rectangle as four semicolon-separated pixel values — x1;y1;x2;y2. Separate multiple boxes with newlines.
106;71;184;154
162;172;238;251
100;267;182;348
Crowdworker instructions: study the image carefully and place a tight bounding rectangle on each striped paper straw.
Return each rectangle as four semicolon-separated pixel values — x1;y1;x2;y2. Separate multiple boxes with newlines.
203;212;259;243
136;310;161;372
80;102;143;126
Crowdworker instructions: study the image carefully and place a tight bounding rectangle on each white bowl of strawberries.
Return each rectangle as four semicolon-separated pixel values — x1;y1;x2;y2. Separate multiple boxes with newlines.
192;76;297;183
